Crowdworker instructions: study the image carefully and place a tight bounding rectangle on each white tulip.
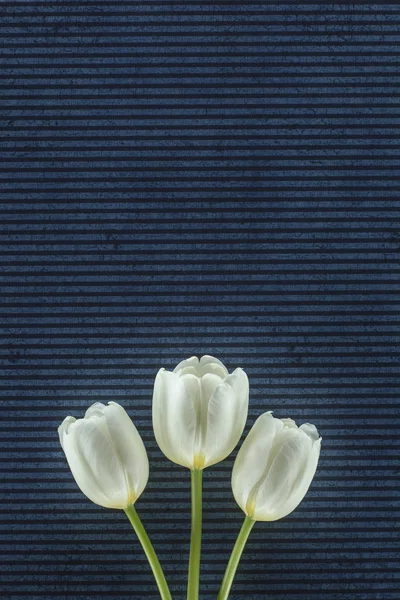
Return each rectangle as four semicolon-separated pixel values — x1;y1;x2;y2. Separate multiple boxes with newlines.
152;355;249;470
232;412;321;521
58;401;149;509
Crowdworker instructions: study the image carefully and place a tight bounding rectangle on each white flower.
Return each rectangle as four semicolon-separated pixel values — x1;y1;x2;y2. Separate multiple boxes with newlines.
152;355;249;470
58;402;149;509
232;412;321;521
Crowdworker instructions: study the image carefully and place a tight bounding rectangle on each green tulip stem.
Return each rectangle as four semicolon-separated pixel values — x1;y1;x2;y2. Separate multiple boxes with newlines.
187;468;203;600
124;505;172;600
217;515;256;600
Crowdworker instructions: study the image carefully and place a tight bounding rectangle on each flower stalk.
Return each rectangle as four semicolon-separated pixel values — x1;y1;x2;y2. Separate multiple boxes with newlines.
217;515;255;600
125;505;172;600
187;468;203;600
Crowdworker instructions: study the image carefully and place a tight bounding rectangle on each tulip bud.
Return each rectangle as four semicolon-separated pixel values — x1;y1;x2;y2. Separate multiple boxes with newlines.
58;401;149;510
232;412;321;521
152;355;249;470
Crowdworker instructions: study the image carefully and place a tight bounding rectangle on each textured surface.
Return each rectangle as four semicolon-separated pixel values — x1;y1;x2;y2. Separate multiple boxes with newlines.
1;1;399;599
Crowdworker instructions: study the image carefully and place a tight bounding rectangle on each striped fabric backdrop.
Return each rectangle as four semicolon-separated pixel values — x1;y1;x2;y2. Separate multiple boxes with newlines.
1;1;399;599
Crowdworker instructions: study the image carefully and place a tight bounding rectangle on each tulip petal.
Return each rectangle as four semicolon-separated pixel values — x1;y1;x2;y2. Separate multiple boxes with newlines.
225;368;249;409
180;373;201;405
173;355;200;377
202;382;235;468
58;416;76;451
201;372;223;402
199;355;229;378
273;436;321;520
152;368;196;469
174;355;229;379
84;402;110;420
253;428;315;521
180;373;205;457
60;417;127;509
102;402;149;503
232;412;283;513
300;422;320;442
280;418;297;429
203;368;249;468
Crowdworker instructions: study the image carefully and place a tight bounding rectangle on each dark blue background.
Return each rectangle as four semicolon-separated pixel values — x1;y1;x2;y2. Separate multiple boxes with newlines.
1;1;399;599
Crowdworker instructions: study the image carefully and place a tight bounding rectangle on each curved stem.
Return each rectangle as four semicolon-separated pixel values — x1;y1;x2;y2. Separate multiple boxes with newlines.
217;515;255;600
187;468;203;600
124;505;172;600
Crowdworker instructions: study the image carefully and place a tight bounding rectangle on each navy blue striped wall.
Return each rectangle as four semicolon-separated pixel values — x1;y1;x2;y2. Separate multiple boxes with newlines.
1;2;399;599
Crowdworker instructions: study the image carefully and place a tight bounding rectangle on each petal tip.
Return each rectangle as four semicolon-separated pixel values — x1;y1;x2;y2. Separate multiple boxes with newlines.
85;402;106;419
58;415;76;435
299;422;320;442
58;416;76;448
